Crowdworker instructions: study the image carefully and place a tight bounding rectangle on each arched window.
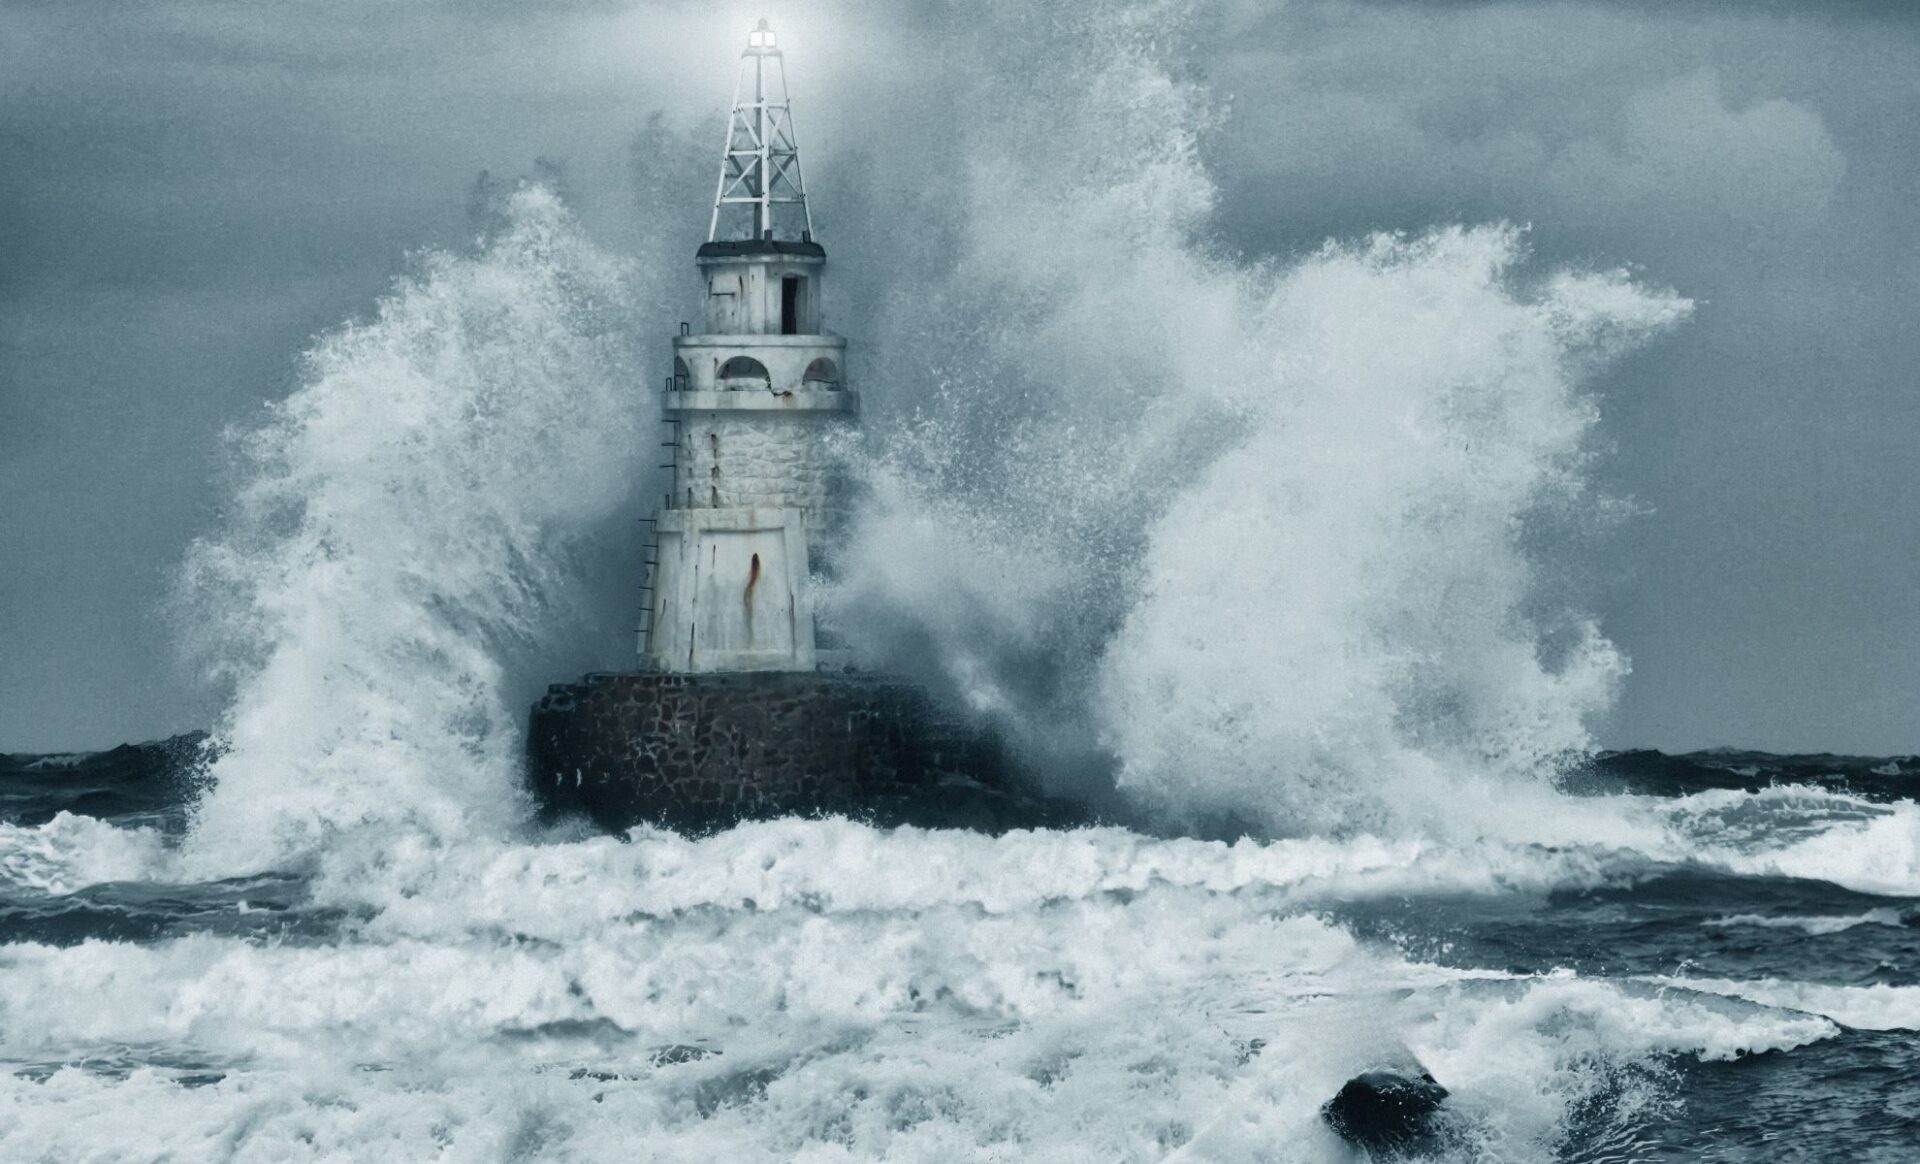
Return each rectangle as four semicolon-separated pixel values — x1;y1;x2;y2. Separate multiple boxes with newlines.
717;355;770;390
671;357;690;392
801;357;840;390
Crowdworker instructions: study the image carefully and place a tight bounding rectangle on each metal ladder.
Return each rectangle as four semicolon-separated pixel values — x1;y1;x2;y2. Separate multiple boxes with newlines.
634;373;683;660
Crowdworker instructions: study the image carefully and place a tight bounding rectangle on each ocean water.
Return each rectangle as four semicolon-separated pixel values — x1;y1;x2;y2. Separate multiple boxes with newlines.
9;2;1916;1158
0;743;1915;1161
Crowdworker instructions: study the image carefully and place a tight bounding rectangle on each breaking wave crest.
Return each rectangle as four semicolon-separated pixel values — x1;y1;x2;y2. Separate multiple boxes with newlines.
0;814;170;896
174;188;650;875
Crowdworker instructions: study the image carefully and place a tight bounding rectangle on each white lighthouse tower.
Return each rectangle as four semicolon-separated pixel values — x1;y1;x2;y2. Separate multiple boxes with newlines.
640;20;855;673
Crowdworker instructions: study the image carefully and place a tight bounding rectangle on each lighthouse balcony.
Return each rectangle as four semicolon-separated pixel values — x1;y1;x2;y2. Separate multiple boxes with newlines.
671;334;850;398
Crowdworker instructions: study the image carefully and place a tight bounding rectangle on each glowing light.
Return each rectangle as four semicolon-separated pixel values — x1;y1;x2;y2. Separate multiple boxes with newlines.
747;19;776;50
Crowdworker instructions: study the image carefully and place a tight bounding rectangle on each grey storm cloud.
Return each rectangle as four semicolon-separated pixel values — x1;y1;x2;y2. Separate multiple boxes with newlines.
3;0;1918;752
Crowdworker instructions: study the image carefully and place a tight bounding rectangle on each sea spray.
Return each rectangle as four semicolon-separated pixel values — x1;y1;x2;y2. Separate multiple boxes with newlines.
1101;229;1691;834
815;2;1692;826
816;1;1255;777
175;187;651;875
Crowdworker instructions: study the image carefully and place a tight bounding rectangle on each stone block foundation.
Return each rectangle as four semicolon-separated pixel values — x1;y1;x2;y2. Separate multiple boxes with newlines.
527;672;1082;833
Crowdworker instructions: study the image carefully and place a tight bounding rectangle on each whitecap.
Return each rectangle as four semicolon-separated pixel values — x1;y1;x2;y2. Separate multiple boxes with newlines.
0;813;172;896
1648;976;1920;1032
1704;908;1910;936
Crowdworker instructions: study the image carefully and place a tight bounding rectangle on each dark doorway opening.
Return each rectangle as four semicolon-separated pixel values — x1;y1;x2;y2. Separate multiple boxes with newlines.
781;275;802;335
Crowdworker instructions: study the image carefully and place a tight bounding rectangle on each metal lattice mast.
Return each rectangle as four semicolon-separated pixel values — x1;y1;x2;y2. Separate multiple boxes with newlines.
708;19;815;243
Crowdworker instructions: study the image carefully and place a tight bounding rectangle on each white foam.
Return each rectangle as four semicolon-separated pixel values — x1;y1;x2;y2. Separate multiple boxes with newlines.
1714;802;1920;898
315;818;1670;947
1651;785;1920;897
19;754;85;771
0;813;171;895
1705;908;1909;935
0;827;1842;1163
1650;977;1920;1033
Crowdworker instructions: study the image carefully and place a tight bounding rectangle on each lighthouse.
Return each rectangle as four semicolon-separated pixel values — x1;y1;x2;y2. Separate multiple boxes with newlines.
528;22;1054;833
639;19;855;673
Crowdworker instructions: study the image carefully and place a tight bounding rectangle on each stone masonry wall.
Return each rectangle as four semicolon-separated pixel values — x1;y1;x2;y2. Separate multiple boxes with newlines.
527;672;1079;832
672;413;850;514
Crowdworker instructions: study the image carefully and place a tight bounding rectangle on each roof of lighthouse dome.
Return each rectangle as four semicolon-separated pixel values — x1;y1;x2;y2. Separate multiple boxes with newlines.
696;238;826;261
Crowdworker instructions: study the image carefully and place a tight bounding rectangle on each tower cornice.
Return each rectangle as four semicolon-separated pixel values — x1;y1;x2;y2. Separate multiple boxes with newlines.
695;239;825;262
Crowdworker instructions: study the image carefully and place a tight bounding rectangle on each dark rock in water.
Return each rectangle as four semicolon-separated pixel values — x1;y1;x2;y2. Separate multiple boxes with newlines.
526;672;1089;834
1321;1069;1450;1156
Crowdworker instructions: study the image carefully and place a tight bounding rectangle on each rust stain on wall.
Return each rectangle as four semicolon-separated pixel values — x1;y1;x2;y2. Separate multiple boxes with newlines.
744;551;761;624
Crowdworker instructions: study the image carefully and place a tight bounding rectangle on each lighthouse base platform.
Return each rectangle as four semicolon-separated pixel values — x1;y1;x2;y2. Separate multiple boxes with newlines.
526;672;1085;833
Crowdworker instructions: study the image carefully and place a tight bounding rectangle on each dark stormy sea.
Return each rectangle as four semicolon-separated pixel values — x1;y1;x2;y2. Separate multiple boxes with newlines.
0;738;1913;1161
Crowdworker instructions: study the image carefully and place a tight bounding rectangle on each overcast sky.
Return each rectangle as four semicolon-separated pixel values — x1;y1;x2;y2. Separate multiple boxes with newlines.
4;0;1917;753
